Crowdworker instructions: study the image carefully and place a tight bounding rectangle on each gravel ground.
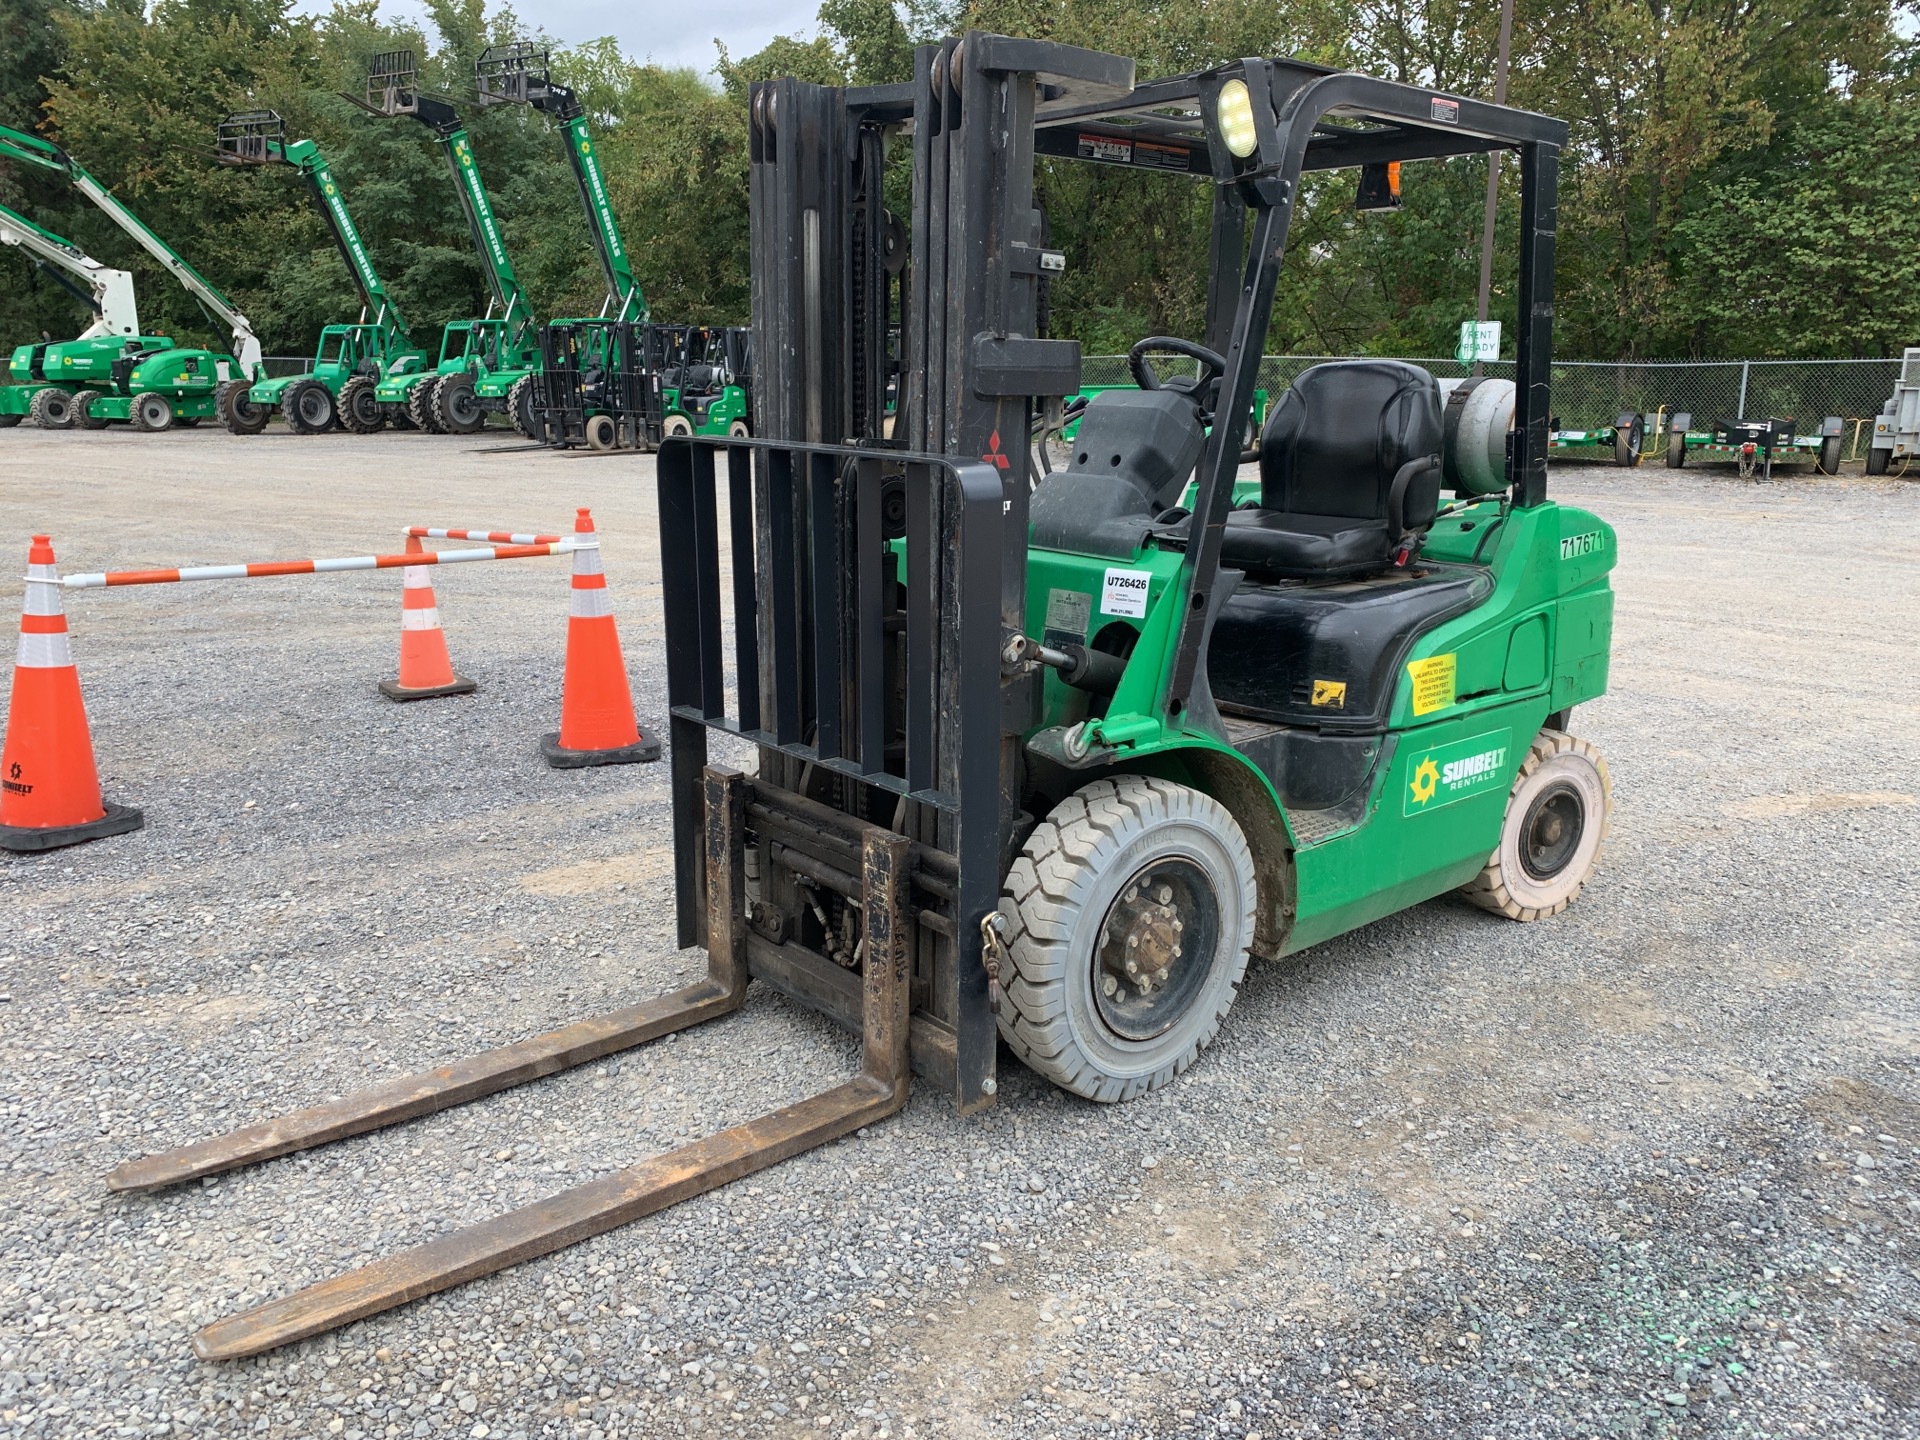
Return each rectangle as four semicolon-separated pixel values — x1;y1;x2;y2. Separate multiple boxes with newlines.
1;426;1917;1440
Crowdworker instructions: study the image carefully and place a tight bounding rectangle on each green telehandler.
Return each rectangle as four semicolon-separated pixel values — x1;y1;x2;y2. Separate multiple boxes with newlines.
348;52;542;436
0;122;263;432
471;45;755;451
211;110;431;435
0;200;161;428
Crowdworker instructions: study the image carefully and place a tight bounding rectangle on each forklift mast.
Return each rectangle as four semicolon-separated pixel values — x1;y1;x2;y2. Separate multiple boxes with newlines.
473;43;647;325
0;201;141;338
348;51;535;354
0;121;265;377
213;111;416;357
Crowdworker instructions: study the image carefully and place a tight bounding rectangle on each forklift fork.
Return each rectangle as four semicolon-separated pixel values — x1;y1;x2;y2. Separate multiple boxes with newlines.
106;767;916;1361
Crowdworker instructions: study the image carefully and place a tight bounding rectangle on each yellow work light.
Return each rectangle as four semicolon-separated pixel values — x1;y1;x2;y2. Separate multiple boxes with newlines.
1216;79;1258;158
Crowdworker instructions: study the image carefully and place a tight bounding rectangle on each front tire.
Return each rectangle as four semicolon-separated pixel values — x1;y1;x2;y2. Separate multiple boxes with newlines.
433;372;485;434
131;391;174;432
509;375;538;438
72;390;108;430
29;387;74;429
662;413;694;438
220;379;270;435
1460;728;1611;921
998;775;1257;1102
282;378;336;435
584;413;616;451
338;375;386;434
1865;444;1890;476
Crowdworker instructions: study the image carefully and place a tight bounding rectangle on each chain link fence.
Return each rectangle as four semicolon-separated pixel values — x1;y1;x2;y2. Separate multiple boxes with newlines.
1081;355;1901;462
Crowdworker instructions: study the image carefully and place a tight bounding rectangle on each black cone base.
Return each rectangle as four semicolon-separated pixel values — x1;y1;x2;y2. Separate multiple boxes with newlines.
377;674;477;703
539;728;662;769
0;800;144;854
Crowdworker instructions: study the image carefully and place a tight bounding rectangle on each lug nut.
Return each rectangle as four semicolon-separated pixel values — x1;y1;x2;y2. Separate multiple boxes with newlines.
1156;968;1169;983
1172;918;1183;933
1155;884;1172;904
1127;934;1138;948
1102;973;1117;997
1125;885;1138;903
1171;945;1181;959
1125;958;1139;976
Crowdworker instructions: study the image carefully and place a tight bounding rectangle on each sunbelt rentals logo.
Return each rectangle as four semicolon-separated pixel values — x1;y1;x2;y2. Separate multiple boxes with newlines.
1404;729;1513;816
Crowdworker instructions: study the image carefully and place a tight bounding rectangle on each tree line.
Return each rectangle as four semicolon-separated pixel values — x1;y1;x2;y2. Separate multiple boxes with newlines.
1;0;1915;369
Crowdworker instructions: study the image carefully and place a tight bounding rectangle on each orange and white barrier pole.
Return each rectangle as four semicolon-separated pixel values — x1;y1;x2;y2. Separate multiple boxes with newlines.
60;539;580;590
406;527;563;546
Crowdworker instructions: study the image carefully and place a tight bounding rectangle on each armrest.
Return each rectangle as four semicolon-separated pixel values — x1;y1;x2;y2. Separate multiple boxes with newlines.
1386;455;1441;538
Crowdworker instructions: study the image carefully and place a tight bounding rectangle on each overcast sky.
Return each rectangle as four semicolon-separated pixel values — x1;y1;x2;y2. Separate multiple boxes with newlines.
291;0;815;76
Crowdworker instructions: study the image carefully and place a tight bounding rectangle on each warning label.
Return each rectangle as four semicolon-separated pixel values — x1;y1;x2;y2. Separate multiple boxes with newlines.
1133;139;1191;171
1407;653;1457;716
1043;588;1092;647
1100;567;1152;618
1077;133;1132;164
1310;679;1347;709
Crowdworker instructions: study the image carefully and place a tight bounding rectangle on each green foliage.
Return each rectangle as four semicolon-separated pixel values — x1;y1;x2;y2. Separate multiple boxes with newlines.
0;0;1913;364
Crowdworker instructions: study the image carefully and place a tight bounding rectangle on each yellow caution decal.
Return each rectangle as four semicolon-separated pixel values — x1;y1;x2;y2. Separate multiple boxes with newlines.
1310;679;1347;708
1407;653;1456;716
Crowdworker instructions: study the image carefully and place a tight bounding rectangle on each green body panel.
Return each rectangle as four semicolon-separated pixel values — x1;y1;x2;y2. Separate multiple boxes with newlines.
9;334;174;389
83;390;220;422
0;382;43;415
374;319;537;406
1548;430;1625;462
1016;497;1617;956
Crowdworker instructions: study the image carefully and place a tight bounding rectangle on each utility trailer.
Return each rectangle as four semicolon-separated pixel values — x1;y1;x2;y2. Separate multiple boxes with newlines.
1548;411;1643;467
1865;347;1920;477
0;122;263;432
349;51;544;435
1662;411;1844;477
0;201;156;428
212;111;430;435
109;36;1615;1361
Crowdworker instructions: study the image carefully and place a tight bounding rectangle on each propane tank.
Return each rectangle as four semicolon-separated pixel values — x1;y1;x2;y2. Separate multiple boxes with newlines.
1436;376;1515;496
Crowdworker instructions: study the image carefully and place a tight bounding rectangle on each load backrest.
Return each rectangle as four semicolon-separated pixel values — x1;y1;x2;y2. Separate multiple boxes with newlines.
1259;360;1443;525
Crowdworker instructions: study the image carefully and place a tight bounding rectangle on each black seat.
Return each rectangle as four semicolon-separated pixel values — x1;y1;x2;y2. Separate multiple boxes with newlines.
1219;360;1443;579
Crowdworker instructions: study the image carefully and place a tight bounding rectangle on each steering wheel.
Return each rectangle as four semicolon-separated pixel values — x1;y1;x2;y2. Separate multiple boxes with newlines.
1128;335;1228;393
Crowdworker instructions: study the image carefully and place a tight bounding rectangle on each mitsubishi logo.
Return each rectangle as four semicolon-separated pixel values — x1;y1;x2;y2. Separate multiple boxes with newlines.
982;428;1010;471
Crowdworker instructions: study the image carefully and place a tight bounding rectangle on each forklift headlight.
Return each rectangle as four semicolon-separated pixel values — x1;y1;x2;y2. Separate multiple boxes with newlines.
1216;79;1258;158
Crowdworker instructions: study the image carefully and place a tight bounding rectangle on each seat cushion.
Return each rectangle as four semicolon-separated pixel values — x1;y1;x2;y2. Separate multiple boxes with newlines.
1217;509;1393;579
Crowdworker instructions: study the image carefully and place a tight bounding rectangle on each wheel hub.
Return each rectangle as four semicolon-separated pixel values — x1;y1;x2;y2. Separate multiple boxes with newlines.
1092;859;1217;1041
1519;780;1584;881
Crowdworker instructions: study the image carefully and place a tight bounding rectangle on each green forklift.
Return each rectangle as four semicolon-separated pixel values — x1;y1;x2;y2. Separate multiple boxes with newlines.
0;122;264;431
0;200;155;427
211;111;430;435
349;51;542;436
104;37;1618;1362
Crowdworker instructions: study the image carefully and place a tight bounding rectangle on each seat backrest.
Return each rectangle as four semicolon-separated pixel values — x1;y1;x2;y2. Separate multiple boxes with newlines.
1259;360;1443;521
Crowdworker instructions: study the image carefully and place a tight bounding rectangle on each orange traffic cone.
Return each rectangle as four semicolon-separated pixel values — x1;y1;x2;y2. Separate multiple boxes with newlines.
378;535;476;702
0;535;143;852
540;509;659;767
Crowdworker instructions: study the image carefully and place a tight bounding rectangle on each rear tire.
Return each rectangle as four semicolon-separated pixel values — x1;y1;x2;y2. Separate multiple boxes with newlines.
727;419;750;439
509;375;538;439
1817;434;1843;475
408;376;446;434
282;378;336;435
338;375;386;434
997;775;1257;1102
1614;419;1642;467
219;379;270;435
1666;429;1687;468
1460;728;1611;922
1865;444;1890;476
131;391;174;432
72;390;108;430
0;413;20;428
29;387;74;429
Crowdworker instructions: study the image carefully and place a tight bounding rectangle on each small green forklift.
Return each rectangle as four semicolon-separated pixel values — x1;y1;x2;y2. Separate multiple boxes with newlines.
350;52;543;436
0;200;155;427
0;122;264;431
212;111;430;435
105;36;1616;1360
